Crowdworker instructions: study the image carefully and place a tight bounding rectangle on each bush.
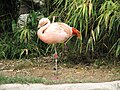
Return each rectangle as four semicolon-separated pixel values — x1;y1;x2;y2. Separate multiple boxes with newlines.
0;11;45;59
0;0;120;61
51;0;120;58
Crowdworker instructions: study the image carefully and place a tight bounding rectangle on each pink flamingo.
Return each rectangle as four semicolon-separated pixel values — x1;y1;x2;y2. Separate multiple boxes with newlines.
37;18;80;73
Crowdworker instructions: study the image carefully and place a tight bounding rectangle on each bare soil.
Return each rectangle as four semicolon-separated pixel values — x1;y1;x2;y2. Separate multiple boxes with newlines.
0;56;120;84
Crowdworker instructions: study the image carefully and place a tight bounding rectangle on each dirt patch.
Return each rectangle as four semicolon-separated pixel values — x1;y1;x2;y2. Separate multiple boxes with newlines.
0;56;120;84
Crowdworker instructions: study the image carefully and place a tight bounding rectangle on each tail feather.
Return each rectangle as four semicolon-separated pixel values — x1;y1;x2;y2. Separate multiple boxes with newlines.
72;27;80;38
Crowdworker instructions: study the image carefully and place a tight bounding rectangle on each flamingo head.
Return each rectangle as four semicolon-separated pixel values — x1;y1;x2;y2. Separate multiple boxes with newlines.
38;18;50;28
72;27;80;38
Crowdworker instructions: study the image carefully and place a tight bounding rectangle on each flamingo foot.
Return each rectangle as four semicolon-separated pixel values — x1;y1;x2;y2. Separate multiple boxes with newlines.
53;53;58;75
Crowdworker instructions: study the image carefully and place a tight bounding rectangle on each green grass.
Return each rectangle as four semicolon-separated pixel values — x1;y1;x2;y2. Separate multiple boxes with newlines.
0;75;52;84
0;75;81;84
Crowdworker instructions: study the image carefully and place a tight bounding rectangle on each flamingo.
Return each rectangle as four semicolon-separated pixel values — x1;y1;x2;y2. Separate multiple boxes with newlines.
37;18;80;73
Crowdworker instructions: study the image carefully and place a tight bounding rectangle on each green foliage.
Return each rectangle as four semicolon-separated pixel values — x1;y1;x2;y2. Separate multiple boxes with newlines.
0;11;45;59
0;33;14;59
96;1;120;57
51;0;120;58
0;75;49;84
0;0;120;61
12;11;44;59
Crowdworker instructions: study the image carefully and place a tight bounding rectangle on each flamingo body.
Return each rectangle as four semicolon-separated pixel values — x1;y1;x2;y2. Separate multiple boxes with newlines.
37;18;80;74
37;18;80;44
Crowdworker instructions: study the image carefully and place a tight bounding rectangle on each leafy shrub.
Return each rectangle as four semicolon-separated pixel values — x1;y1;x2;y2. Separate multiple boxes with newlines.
0;0;120;61
51;0;120;58
0;11;46;59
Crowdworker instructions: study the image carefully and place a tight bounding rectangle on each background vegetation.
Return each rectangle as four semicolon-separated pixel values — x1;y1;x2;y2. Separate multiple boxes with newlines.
0;0;120;65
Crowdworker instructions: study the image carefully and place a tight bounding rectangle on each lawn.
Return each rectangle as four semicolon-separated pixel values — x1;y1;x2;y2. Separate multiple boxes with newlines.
0;56;120;84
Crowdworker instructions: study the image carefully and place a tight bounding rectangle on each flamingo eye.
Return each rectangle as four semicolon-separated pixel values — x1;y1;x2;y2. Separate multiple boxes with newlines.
44;22;48;25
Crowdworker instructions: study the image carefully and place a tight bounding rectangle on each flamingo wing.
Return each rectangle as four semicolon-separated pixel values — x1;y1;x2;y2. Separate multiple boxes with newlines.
42;23;71;44
56;22;72;37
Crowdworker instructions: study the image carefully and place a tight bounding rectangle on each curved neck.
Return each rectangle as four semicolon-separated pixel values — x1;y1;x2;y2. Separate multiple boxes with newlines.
41;18;50;29
40;18;50;33
37;18;50;38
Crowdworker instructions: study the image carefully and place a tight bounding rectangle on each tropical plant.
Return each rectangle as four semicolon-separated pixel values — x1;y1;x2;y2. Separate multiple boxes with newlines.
0;0;120;61
97;1;120;57
0;11;45;59
12;11;44;59
51;0;120;59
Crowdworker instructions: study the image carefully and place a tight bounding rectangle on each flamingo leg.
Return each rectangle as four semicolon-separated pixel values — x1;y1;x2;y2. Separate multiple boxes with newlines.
65;36;73;44
52;17;58;75
63;36;74;49
53;44;58;74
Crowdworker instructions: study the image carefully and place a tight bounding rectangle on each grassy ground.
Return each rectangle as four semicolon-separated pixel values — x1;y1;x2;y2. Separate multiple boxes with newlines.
0;56;120;84
0;75;50;84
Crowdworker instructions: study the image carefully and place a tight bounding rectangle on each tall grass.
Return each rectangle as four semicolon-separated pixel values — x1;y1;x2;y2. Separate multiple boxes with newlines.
51;0;120;58
0;11;45;59
0;0;119;61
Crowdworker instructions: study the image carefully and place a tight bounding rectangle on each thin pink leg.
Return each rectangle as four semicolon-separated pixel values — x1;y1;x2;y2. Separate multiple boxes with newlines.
54;44;58;74
53;53;58;59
